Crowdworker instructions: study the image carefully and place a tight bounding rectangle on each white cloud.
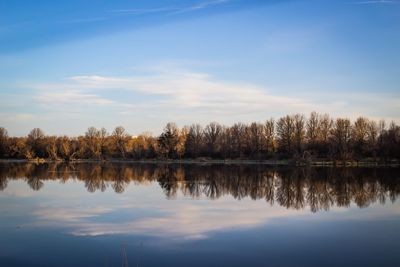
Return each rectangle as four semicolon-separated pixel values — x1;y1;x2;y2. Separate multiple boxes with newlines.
34;90;114;106
60;70;317;114
60;69;400;121
5;66;400;135
0;113;35;122
27;69;321;122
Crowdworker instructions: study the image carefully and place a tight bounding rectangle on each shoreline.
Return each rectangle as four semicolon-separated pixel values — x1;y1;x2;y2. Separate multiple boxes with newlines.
0;158;398;167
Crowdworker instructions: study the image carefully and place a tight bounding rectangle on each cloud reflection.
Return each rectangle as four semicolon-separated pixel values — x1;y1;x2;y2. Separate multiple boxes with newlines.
1;163;400;239
33;196;308;239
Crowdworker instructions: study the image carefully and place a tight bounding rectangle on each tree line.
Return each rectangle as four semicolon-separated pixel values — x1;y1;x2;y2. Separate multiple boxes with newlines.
0;112;399;161
1;162;399;212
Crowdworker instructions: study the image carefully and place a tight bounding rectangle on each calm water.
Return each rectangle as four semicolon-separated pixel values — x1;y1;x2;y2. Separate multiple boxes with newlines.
0;163;400;267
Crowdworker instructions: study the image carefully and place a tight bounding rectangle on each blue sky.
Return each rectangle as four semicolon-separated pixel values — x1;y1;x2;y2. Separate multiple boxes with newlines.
0;0;399;136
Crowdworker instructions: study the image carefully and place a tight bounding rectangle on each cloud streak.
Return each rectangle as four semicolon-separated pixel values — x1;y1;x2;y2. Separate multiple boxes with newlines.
111;0;232;16
8;66;400;135
68;72;309;110
170;0;231;15
56;1;233;25
352;0;399;4
34;90;114;106
30;69;318;121
110;7;176;15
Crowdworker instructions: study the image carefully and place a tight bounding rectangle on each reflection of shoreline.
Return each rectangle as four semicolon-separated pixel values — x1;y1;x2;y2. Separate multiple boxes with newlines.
0;158;399;167
1;162;400;212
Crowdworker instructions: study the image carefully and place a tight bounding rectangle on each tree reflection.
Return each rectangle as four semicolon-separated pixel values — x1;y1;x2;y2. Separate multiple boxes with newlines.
27;176;44;191
1;162;399;212
0;176;7;191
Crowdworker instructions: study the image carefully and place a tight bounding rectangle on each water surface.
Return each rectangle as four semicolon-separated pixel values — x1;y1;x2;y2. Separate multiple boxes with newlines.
1;163;399;267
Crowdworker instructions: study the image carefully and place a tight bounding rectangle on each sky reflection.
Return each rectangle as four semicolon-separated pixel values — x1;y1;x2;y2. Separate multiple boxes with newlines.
1;176;399;240
1;164;400;267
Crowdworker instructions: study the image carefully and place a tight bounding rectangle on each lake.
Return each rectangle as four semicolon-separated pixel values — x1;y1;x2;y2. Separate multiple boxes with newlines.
0;162;399;267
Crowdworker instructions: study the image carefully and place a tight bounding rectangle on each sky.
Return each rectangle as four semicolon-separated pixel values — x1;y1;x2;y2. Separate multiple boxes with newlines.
0;0;399;136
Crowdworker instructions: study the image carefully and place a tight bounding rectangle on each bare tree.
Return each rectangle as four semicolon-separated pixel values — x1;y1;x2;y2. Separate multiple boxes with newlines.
27;128;46;158
158;123;180;159
46;136;58;160
330;118;352;159
28;128;45;140
220;126;233;158
0;127;8;158
367;120;378;158
352;117;369;158
176;126;188;159
99;127;108;157
0;114;398;162
247;122;265;158
385;121;400;158
377;120;386;157
85;127;101;159
230;123;246;158
112;126;129;159
264;119;275;155
185;124;204;158
276;115;295;154
204;122;222;157
307;112;320;147
318;114;333;142
317;114;333;156
57;136;72;160
293;114;305;155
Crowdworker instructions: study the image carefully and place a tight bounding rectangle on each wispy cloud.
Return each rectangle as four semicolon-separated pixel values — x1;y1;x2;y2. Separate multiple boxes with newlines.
352;0;399;4
0;113;36;123
111;0;232;16
24;66;400;124
7;64;399;136
34;90;114;106
57;17;109;24
170;0;232;15
110;7;176;15
63;70;316;114
16;68;316;132
56;1;233;25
